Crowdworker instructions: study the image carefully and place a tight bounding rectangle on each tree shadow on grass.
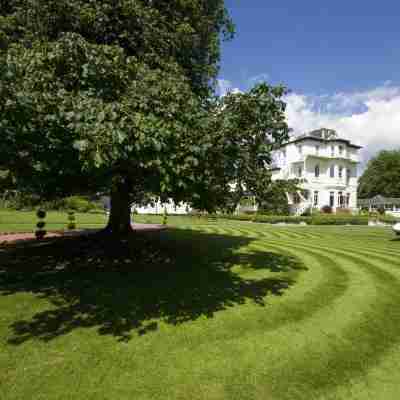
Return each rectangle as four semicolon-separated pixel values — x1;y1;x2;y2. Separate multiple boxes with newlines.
0;228;306;343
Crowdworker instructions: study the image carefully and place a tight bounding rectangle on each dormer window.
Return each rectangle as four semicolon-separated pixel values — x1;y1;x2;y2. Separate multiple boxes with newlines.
315;164;320;178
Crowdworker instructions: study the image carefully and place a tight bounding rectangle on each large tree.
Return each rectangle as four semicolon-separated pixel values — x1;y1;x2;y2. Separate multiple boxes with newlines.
358;150;400;199
1;0;290;235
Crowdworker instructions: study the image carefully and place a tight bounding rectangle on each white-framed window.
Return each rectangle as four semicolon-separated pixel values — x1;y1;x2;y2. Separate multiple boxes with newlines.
298;145;303;154
339;166;343;179
315;145;320;155
346;193;351;207
330;165;335;178
339;145;344;156
331;145;335;157
298;166;302;177
346;168;351;183
314;191;319;206
315;164;320;178
338;191;344;208
330;192;335;207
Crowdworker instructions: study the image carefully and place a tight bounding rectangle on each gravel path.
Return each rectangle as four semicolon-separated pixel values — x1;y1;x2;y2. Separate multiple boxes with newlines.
0;224;166;244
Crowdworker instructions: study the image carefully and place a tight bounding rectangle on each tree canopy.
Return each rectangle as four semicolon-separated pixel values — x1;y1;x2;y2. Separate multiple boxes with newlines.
1;0;290;234
358;150;400;199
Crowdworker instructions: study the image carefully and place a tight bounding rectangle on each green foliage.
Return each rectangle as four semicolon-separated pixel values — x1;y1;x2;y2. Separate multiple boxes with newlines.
221;213;370;225
309;216;369;226
377;205;385;215
358;150;400;198
62;196;94;213
36;209;46;219
1;1;290;232
258;179;298;215
67;210;77;230
35;208;47;239
378;214;400;224
36;221;45;229
321;205;333;214
162;207;168;225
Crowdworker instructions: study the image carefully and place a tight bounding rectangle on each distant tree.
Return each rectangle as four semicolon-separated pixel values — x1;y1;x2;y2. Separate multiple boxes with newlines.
257;179;299;215
358;150;400;198
1;1;290;235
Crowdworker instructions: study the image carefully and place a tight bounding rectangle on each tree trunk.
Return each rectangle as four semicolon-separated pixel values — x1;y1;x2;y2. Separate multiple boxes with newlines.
105;175;133;236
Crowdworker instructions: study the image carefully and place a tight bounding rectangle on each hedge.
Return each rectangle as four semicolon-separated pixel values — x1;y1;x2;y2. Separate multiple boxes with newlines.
220;214;371;225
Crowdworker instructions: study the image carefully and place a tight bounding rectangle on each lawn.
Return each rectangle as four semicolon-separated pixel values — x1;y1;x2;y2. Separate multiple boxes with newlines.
0;209;109;233
1;212;400;399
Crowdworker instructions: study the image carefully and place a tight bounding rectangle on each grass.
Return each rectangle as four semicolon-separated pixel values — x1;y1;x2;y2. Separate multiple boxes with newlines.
1;211;400;399
0;209;108;232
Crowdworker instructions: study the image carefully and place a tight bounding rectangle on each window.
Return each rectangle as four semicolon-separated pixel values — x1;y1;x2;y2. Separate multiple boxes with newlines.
339;145;344;156
338;191;344;208
282;149;286;159
298;145;303;154
347;168;351;183
346;193;351;207
315;164;320;178
314;191;319;206
315;145;320;155
330;165;335;178
297;166;302;177
331;145;335;157
330;192;335;207
339;166;343;179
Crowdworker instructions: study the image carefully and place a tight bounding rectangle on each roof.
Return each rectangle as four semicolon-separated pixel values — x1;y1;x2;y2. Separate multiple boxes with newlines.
278;128;362;149
284;136;362;149
358;195;400;206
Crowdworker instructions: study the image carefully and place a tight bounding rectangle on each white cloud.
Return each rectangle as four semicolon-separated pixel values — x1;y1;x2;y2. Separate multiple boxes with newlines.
217;79;241;97
285;85;400;166
247;73;270;88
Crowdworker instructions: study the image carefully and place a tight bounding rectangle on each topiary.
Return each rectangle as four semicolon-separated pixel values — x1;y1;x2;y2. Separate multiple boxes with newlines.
35;209;47;239
67;210;77;230
162;207;168;225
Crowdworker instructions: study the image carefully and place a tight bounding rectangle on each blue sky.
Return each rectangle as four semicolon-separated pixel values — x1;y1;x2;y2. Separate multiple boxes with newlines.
220;1;400;94
217;1;400;164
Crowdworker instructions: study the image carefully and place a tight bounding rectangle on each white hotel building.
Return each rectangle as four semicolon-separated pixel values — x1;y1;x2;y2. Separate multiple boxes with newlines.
271;128;362;215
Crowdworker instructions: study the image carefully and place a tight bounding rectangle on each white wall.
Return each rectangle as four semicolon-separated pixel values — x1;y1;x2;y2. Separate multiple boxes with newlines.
272;137;360;211
134;200;191;215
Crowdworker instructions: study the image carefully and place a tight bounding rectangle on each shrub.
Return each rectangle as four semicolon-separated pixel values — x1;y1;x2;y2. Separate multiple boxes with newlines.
301;207;312;217
309;215;368;225
162;208;168;225
243;210;257;215
321;205;333;214
220;213;369;226
6;193;41;210
377;205;385;215
336;208;351;215
67;211;77;230
35;209;47;239
62;196;94;213
378;215;399;224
